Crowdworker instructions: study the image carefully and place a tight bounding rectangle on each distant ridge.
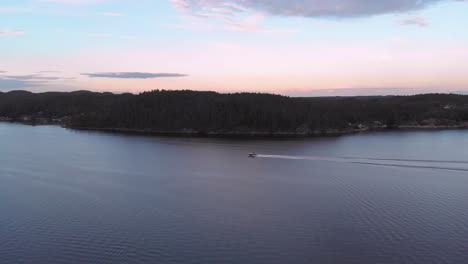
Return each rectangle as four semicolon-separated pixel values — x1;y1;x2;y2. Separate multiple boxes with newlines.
6;90;33;95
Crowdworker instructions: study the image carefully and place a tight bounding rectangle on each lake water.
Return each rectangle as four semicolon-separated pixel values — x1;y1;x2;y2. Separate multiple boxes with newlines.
2;123;468;264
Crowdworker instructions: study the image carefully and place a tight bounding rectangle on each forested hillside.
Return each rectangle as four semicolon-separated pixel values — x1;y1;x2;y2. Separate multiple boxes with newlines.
1;90;468;136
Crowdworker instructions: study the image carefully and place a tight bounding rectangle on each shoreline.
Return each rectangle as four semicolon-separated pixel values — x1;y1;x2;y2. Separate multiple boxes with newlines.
66;125;468;138
2;121;468;138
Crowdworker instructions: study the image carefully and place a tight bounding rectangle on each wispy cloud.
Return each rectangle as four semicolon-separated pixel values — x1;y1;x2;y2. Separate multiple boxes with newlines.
0;74;76;84
0;74;60;90
0;29;26;37
1;74;63;81
171;0;459;18
399;16;429;27
169;4;297;34
170;0;459;34
81;72;189;79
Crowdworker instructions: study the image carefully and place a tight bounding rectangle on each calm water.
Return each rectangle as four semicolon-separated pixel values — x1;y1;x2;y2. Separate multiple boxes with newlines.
2;123;468;264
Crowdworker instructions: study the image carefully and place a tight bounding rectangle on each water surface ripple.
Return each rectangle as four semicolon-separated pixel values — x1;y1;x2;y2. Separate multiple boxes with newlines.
2;123;468;263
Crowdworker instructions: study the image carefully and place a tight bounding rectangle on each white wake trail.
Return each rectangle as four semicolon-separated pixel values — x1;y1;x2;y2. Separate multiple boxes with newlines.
256;154;468;172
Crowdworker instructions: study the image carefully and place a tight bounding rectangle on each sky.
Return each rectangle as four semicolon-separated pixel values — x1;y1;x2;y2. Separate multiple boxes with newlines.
1;0;468;96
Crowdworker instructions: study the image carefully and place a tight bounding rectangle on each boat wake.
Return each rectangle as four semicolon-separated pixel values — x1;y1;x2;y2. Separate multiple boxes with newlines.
256;154;468;172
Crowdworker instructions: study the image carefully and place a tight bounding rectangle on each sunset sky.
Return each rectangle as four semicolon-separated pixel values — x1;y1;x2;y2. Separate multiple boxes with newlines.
1;0;468;96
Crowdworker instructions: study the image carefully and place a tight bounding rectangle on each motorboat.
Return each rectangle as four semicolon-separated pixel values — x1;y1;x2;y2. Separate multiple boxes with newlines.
248;152;257;158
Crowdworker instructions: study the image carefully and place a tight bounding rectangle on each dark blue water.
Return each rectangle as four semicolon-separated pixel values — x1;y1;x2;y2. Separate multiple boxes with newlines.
2;123;468;263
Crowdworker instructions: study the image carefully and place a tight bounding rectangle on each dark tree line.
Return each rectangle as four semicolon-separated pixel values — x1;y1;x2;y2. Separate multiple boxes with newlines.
2;89;468;135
